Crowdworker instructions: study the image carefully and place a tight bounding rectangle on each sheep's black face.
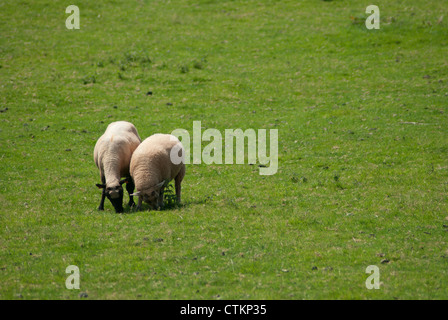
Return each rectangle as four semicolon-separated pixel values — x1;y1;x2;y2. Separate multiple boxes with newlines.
106;186;124;213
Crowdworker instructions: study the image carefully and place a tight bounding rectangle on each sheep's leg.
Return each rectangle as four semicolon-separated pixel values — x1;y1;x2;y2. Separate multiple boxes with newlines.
98;189;106;211
175;165;185;204
136;196;142;211
98;176;106;211
157;186;165;209
175;181;181;204
126;178;135;208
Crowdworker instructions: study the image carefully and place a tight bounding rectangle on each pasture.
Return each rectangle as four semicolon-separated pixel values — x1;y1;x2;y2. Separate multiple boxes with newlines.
1;0;447;299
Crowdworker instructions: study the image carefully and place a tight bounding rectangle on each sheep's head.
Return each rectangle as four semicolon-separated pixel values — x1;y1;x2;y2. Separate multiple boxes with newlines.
131;181;165;210
96;179;127;213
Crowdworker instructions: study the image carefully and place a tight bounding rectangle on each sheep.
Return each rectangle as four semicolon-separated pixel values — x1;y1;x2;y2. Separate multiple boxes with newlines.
130;133;186;211
94;121;142;213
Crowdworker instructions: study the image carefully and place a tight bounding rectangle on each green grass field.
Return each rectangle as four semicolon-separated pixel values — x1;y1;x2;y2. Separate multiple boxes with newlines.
1;0;447;299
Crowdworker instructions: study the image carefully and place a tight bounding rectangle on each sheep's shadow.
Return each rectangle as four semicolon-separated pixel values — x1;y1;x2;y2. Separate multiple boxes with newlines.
121;200;184;214
100;194;213;214
115;188;213;214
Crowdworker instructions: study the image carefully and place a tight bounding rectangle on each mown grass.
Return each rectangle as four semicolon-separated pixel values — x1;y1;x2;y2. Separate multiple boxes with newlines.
1;0;447;299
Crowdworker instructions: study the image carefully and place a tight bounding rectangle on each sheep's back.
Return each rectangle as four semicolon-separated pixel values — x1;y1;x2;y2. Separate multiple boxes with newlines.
130;134;183;190
94;121;141;176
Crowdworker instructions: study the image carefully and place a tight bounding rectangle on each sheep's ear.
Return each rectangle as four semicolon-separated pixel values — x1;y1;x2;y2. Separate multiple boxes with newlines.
119;179;128;185
155;181;165;189
96;183;106;189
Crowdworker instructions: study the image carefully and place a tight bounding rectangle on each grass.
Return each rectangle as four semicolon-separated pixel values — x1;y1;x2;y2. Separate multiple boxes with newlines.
0;0;447;299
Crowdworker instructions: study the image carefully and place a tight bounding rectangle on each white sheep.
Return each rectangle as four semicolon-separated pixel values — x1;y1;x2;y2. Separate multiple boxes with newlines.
130;133;186;210
94;121;141;213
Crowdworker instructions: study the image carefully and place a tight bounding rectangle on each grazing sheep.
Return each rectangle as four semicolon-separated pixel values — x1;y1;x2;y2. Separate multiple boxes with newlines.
130;133;185;211
94;121;141;213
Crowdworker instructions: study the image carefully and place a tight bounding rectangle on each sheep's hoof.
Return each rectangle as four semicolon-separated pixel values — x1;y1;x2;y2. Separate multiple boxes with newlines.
98;207;104;211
